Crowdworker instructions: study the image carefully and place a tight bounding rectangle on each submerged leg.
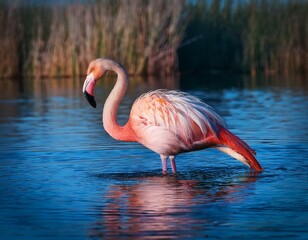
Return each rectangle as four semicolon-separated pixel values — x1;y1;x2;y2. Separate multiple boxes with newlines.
160;155;168;174
170;156;177;174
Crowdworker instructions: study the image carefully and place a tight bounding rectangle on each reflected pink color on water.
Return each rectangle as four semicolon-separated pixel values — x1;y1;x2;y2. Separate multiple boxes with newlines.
90;174;258;239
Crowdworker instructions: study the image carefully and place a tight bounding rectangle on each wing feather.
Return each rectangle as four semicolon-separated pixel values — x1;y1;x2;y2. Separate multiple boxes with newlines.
130;89;226;151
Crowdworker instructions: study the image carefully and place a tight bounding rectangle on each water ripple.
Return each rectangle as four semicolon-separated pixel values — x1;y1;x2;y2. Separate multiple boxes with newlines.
0;77;308;239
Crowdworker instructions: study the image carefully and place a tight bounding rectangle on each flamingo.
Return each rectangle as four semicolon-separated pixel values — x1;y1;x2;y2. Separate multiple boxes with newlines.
82;58;262;174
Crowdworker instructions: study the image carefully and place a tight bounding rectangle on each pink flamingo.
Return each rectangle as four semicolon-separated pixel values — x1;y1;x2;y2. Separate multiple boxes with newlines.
83;58;262;174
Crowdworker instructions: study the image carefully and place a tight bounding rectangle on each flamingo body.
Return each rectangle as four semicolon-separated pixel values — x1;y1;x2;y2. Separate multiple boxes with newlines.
129;90;224;156
83;58;262;173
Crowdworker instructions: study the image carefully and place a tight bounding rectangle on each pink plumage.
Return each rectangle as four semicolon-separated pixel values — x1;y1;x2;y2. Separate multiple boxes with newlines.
83;58;262;173
130;90;224;155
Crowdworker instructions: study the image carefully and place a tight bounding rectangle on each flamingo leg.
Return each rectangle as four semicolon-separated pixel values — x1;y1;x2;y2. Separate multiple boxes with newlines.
160;155;168;174
170;156;177;174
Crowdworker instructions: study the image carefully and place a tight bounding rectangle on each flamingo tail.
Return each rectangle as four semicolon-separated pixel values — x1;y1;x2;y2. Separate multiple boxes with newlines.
216;126;263;172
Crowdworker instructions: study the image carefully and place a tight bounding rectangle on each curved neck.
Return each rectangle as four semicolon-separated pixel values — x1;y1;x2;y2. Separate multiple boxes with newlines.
102;63;136;142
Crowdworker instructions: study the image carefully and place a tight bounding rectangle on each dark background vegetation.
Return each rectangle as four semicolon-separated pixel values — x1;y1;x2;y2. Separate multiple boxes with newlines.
0;0;307;78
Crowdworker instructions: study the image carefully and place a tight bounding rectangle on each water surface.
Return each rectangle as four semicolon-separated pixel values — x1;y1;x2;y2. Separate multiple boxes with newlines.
0;75;307;239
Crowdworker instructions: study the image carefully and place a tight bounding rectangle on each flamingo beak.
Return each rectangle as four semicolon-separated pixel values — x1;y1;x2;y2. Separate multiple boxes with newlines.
82;73;97;108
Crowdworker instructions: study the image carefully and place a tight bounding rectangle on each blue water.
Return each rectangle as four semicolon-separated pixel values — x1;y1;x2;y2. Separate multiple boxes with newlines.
0;75;307;239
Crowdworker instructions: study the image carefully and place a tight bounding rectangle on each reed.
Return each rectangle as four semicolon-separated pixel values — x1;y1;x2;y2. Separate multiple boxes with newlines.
0;4;19;78
0;0;185;78
0;0;306;78
181;0;307;75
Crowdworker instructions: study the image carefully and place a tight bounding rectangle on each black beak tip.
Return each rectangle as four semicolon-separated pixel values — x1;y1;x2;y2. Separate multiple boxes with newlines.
84;91;97;108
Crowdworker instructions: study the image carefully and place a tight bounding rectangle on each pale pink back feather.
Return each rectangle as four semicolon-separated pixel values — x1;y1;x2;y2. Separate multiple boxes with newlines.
129;90;226;155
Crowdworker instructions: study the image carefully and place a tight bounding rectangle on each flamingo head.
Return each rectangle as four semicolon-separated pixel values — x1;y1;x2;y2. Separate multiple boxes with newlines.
83;59;108;108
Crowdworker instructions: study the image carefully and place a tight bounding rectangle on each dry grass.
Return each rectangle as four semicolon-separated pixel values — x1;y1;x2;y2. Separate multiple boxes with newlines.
0;0;306;78
0;0;186;78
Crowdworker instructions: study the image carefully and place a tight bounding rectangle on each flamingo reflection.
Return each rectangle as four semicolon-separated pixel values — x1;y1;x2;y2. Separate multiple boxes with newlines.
90;173;257;239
